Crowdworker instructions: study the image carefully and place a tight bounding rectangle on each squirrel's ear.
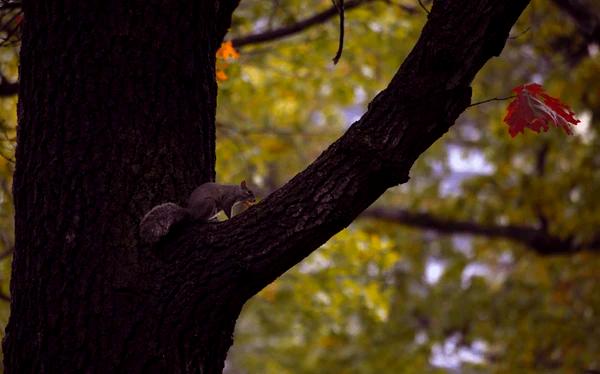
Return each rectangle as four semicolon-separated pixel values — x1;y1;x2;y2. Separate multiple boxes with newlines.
241;180;247;189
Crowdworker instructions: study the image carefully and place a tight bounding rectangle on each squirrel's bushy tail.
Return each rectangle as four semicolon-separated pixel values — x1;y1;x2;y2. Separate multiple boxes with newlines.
139;203;189;244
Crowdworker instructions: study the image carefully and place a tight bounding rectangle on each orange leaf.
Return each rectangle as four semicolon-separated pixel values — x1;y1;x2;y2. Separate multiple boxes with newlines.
216;41;239;60
216;70;228;82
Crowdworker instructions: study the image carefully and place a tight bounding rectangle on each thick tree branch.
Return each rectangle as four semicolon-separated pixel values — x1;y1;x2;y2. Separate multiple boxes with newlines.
162;0;531;299
362;207;599;255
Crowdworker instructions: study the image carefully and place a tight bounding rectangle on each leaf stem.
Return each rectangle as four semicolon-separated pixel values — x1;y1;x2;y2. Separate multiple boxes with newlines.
468;95;516;108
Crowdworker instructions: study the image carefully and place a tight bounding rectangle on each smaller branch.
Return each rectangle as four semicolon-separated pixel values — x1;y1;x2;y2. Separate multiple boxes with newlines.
362;206;596;255
231;0;374;48
417;0;430;15
0;150;14;163
230;0;417;50
0;6;23;47
467;95;515;108
586;235;600;250
331;0;345;64
508;26;531;40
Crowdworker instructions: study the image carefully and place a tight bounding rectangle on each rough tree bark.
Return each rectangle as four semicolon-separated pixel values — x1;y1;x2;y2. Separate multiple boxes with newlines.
3;0;529;373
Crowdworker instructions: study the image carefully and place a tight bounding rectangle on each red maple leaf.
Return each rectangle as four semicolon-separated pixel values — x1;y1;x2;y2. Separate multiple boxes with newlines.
503;83;580;137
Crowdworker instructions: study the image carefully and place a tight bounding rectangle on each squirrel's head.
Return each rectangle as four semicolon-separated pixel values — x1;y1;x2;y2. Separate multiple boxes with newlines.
240;180;256;204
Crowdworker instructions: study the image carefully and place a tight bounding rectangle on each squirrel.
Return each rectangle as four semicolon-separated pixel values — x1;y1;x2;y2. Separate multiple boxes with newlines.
139;181;256;244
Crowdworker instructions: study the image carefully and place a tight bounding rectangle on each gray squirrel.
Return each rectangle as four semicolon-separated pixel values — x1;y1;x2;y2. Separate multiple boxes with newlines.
139;181;255;244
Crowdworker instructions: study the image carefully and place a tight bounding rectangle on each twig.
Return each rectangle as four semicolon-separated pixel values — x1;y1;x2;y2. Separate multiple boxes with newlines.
232;0;373;48
467;95;515;108
0;7;23;46
509;26;531;40
417;0;430;15
0;150;14;163
332;0;345;64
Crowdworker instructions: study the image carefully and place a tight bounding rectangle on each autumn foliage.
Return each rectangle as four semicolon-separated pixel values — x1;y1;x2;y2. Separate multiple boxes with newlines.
216;41;240;82
504;83;580;137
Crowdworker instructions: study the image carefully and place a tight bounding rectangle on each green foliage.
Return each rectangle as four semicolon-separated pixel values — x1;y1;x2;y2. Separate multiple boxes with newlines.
228;230;600;373
0;44;17;371
0;0;599;372
217;0;600;372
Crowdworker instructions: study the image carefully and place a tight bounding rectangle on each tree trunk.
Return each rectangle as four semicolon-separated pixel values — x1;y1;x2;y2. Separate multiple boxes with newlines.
3;0;529;373
4;1;238;372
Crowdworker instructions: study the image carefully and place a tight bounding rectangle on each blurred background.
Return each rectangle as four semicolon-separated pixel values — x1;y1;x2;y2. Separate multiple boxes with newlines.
1;0;599;372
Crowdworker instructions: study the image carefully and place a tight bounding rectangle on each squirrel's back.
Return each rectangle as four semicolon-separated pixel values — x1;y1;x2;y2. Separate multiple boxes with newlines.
188;183;234;203
139;181;255;245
